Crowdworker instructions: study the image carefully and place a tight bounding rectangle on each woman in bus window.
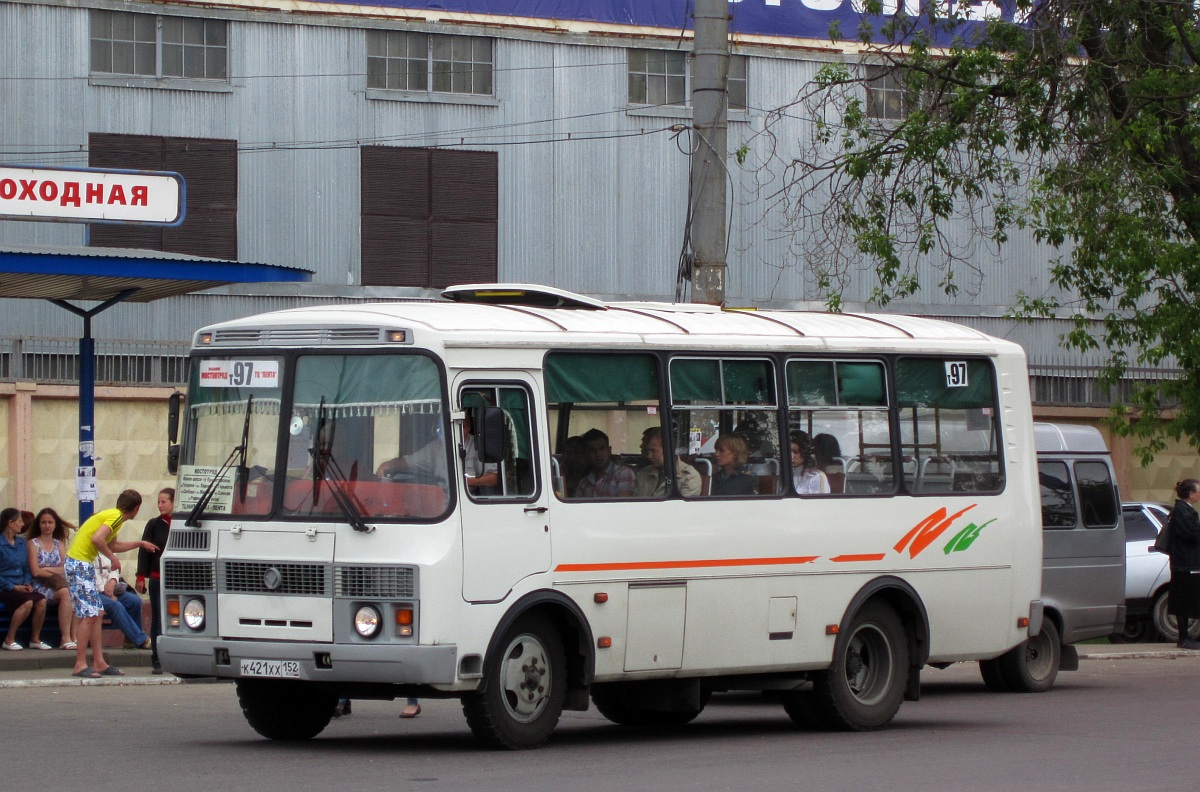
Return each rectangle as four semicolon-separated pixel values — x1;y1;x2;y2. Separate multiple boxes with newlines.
790;431;830;495
710;434;757;496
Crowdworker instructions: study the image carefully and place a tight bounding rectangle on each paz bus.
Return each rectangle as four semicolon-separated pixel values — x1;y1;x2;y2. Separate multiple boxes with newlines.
158;284;1044;749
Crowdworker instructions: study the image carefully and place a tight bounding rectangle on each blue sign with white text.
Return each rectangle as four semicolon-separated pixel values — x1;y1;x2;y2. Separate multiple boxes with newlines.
356;0;1019;43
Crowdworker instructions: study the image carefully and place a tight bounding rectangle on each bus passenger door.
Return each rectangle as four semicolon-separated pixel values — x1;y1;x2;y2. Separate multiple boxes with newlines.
457;378;552;602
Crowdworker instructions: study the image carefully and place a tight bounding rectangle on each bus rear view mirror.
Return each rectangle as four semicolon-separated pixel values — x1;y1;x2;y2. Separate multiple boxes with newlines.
476;406;506;464
167;391;183;475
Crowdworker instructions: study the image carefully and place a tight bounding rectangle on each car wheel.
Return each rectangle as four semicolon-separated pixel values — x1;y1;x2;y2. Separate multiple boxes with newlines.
1110;619;1157;644
1151;590;1200;643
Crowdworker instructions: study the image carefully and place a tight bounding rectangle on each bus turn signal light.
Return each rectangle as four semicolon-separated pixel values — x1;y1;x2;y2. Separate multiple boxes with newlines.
597;637;612;649
396;607;414;637
825;625;839;635
1017;617;1030;628
594;592;608;603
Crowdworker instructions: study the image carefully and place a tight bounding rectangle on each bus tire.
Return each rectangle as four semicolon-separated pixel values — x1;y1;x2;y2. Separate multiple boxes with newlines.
810;600;909;731
780;690;821;729
978;657;1009;692
997;618;1060;693
235;679;337;741
590;682;709;728
462;614;566;750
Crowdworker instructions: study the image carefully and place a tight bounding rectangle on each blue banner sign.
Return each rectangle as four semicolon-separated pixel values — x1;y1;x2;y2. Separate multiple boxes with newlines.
359;0;1018;41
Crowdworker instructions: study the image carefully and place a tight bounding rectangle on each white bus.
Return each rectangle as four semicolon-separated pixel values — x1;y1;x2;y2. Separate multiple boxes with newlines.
159;284;1043;749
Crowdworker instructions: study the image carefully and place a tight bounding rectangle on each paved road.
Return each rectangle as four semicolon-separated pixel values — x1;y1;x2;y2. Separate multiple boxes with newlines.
1;656;1188;791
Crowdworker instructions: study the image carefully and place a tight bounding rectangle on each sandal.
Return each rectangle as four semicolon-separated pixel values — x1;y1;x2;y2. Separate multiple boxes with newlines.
59;641;77;650
399;703;421;719
97;666;125;676
72;667;101;678
28;640;52;650
1;641;23;651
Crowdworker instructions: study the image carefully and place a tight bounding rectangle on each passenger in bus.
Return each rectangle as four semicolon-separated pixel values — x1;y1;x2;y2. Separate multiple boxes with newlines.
635;428;702;498
710;434;757;496
790;431;830;495
557;436;589;498
814;433;846;494
461;409;500;494
573;428;636;498
375;423;448;485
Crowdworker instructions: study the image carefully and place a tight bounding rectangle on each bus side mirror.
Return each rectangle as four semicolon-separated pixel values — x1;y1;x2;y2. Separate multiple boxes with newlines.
167;391;183;475
475;406;506;464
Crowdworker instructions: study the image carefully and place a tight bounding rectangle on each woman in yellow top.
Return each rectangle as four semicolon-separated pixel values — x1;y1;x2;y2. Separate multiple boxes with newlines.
64;490;157;678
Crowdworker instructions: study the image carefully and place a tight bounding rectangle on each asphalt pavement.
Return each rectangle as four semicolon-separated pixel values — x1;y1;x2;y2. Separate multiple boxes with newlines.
0;640;1194;688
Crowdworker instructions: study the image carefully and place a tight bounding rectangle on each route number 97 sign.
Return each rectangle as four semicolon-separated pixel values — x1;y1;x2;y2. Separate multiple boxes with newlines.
945;361;969;388
198;359;280;388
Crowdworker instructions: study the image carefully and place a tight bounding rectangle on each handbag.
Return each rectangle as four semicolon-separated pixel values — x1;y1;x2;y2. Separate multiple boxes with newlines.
1152;523;1172;555
44;571;68;591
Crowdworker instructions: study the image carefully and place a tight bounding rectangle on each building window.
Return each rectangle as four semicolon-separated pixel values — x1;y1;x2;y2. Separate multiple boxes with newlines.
88;133;238;260
628;50;748;110
629;49;688;107
91;10;228;80
367;31;493;95
360;147;497;288
866;65;907;121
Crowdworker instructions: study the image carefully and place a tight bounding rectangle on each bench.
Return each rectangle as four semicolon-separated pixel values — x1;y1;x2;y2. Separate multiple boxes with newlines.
1;598;150;648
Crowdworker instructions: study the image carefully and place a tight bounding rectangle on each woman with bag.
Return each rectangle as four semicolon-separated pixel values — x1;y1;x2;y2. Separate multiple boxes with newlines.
25;507;78;649
1166;479;1200;650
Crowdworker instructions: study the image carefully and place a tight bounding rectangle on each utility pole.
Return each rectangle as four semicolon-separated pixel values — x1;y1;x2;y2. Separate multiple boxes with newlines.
689;0;729;306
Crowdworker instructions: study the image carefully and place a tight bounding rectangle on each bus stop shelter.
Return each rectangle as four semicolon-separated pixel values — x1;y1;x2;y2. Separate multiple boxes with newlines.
0;243;312;521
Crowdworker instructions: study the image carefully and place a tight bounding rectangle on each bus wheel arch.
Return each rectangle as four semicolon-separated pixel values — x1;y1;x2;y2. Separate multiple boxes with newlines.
462;591;594;749
806;578;928;731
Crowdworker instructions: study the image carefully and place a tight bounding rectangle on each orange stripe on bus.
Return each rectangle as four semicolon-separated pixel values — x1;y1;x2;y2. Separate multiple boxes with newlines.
829;554;887;563
554;556;819;573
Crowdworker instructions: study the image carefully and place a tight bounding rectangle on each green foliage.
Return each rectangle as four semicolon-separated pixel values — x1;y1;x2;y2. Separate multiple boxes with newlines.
767;0;1200;460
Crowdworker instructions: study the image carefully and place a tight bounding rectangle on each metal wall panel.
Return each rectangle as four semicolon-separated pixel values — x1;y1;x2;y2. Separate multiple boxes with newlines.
0;1;1110;374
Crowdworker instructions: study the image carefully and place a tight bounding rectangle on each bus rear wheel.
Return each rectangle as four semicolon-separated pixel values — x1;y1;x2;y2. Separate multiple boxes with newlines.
236;679;337;741
462;614;566;750
997;618;1059;693
810;600;909;731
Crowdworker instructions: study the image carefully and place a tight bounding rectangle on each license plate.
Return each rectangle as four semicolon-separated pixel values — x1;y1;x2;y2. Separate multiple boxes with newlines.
240;659;301;679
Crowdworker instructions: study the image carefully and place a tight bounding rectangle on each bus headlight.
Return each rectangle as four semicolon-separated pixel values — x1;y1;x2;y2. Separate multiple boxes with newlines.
354;606;382;638
182;598;206;631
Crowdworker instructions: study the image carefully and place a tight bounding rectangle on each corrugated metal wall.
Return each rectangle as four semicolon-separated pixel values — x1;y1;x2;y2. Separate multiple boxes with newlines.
0;1;1107;368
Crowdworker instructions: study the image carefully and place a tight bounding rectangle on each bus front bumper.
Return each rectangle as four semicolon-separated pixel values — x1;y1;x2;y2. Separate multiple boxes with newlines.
158;636;459;684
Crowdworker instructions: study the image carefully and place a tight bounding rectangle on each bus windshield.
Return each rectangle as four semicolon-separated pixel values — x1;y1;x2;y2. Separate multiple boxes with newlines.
178;352;451;521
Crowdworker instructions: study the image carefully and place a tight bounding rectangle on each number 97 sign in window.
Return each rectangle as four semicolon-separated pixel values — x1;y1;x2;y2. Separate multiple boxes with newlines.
198;359;281;388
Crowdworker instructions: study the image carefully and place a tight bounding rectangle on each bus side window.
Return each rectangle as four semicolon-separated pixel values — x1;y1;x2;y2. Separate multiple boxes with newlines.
461;385;538;500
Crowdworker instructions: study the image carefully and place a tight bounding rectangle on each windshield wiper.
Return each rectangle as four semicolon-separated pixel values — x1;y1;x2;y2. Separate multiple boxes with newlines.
308;398;372;534
185;395;253;528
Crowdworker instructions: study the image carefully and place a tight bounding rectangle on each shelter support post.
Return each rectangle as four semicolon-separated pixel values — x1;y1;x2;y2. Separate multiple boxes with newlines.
50;288;138;524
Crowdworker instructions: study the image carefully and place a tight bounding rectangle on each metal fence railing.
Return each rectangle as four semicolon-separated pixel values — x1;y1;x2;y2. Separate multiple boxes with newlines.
1028;363;1178;408
0;337;190;387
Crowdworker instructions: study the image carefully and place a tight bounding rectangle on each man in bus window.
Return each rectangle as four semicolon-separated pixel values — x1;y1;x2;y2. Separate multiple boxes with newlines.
574;428;635;498
636;428;701;498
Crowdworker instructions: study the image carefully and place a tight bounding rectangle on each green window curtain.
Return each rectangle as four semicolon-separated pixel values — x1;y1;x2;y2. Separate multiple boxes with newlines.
786;360;885;407
545;353;659;403
669;358;721;404
786;361;836;406
838;362;886;406
896;358;994;408
723;359;774;405
294;354;441;407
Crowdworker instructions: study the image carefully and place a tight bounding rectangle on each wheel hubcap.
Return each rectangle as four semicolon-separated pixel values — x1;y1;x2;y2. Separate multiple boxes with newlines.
500;632;551;723
844;623;894;706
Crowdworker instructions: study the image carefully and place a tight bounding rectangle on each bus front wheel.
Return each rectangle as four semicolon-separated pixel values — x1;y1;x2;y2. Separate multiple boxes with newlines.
462;614;566;750
810;600;909;731
235;679;337;741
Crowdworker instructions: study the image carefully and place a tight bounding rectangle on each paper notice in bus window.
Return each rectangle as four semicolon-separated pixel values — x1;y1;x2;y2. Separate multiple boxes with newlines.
944;361;969;388
198;360;280;388
176;465;235;513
